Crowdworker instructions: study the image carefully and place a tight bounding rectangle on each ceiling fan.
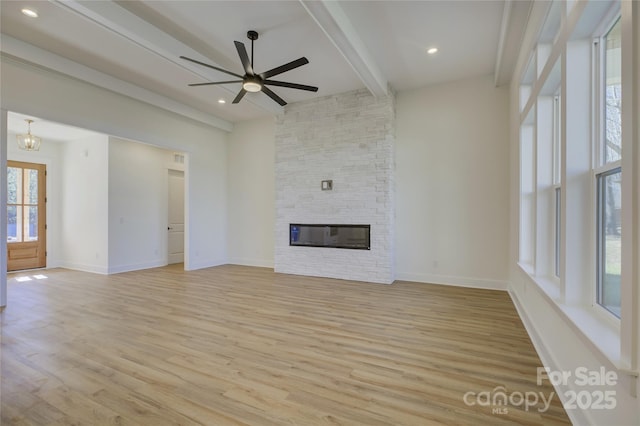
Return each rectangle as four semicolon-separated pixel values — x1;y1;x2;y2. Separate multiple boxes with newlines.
181;30;318;106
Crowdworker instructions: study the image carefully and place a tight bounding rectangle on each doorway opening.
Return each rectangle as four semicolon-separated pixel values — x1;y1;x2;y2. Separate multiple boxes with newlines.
167;169;185;265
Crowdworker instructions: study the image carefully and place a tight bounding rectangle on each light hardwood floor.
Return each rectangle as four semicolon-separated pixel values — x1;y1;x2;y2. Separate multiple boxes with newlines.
1;265;569;425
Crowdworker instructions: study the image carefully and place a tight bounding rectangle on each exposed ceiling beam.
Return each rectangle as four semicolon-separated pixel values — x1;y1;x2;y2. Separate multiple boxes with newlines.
494;0;513;87
494;0;533;87
1;36;233;133
300;0;388;98
49;0;283;116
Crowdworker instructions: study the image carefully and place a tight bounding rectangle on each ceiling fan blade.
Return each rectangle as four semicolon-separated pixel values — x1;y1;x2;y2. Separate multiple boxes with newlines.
234;41;253;75
180;56;243;79
261;86;287;106
264;80;318;92
232;89;247;104
188;80;243;87
260;57;309;79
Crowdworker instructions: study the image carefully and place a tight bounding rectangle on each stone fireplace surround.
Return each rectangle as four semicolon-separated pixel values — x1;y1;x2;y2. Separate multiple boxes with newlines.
274;88;395;284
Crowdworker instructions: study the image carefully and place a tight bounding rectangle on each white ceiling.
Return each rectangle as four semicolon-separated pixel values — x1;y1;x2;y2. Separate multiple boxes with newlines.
0;0;530;139
7;112;102;143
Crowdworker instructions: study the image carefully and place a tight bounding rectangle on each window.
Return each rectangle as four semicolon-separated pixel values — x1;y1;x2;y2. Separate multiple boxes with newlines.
596;167;621;316
595;17;622;317
515;0;633;375
552;95;562;184
602;19;622;166
554;187;561;277
7;166;39;243
552;94;562;278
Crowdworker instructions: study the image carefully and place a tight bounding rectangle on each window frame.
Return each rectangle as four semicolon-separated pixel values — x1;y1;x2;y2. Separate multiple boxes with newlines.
552;93;562;281
593;16;622;169
592;13;622;321
595;166;622;318
554;186;561;278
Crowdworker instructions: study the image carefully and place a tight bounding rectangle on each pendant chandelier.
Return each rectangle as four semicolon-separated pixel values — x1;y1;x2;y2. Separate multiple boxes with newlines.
16;119;42;151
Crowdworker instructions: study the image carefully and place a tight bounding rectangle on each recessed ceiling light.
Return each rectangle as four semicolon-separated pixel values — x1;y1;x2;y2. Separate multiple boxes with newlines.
218;99;226;104
21;8;38;18
427;47;439;55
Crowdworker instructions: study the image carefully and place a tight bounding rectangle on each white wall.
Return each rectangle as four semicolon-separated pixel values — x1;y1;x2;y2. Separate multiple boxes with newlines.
1;55;228;273
186;134;228;269
60;134;109;273
7;132;63;268
395;75;510;290
108;137;173;273
227;118;276;267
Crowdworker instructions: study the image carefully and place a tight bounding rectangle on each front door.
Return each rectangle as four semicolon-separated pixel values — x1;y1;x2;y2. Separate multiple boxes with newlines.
7;161;46;271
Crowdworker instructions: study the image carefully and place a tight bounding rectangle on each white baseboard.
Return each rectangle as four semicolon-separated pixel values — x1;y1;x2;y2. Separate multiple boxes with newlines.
228;257;274;268
395;271;508;291
57;261;109;275
45;259;62;269
274;266;394;284
108;260;167;274
185;258;227;271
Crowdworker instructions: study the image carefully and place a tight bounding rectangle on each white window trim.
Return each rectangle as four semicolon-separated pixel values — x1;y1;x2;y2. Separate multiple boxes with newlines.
552;184;561;282
592;13;622;321
518;262;621;365
592;166;622;320
592;10;621;169
516;2;629;371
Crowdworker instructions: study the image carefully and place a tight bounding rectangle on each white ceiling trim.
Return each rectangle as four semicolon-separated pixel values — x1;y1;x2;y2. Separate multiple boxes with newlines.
494;0;513;87
493;0;533;87
300;0;388;97
49;0;282;116
1;35;233;132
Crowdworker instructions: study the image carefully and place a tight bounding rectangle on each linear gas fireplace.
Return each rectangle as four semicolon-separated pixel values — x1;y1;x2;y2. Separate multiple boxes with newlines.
290;224;370;250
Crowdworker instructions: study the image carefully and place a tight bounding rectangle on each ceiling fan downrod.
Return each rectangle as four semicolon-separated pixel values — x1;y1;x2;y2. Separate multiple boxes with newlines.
247;30;258;69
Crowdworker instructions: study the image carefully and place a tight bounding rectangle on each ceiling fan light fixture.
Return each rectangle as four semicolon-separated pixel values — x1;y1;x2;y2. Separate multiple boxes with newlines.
242;77;262;93
16;119;42;151
21;8;38;18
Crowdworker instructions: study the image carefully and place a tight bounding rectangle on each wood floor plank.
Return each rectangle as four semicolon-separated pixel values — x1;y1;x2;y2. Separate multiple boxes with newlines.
1;265;570;425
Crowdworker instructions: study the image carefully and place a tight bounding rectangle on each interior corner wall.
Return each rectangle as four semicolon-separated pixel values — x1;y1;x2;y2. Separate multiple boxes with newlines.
108;137;172;273
227;117;276;268
1;56;229;273
395;75;510;290
60;134;109;273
